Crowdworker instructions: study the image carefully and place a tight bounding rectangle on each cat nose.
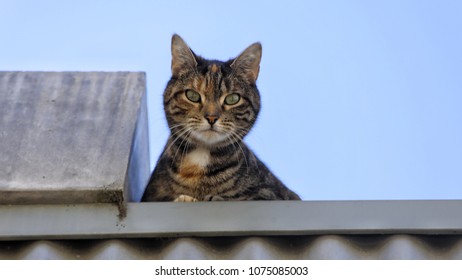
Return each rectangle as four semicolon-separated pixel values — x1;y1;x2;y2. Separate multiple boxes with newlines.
205;115;219;125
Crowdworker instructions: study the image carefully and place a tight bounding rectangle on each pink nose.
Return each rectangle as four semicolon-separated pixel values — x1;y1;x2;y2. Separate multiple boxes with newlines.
205;115;218;125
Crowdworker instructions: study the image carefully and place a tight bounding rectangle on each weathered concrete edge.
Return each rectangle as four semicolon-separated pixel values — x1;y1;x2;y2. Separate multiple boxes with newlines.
0;186;123;205
125;75;150;203
0;200;461;241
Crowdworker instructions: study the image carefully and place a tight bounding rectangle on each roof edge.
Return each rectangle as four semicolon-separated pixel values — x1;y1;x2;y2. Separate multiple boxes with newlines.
1;200;461;240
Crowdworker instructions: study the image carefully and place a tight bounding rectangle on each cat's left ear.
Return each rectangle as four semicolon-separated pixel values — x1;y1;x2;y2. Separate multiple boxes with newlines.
171;34;198;77
231;42;262;84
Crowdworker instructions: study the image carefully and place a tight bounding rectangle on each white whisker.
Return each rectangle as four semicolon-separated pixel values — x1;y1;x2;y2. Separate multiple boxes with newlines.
180;130;193;168
227;129;249;173
174;127;193;163
166;125;192;157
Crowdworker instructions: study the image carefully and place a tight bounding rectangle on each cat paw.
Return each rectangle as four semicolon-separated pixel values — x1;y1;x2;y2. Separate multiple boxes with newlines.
174;194;198;202
204;195;225;201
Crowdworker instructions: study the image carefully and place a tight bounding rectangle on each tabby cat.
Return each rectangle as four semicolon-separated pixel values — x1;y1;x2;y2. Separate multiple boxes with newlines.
142;34;300;201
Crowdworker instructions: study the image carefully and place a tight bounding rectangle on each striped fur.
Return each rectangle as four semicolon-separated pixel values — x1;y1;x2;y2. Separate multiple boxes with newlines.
142;34;300;201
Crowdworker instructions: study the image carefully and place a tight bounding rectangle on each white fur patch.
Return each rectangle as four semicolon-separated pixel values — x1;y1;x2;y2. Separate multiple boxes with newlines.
185;147;210;167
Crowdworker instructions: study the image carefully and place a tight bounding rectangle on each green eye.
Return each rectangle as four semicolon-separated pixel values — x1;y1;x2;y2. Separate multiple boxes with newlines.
224;93;241;105
185;90;201;103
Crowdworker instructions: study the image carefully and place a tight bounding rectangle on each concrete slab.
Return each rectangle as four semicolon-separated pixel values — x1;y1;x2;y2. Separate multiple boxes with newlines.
0;72;150;206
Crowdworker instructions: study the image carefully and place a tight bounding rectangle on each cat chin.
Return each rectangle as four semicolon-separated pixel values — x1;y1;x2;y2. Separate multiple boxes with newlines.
190;130;229;147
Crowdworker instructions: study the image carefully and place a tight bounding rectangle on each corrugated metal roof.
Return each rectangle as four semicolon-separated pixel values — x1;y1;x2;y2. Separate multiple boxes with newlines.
1;235;462;259
1;201;461;259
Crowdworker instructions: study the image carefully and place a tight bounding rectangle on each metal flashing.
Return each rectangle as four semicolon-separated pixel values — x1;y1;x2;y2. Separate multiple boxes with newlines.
0;200;461;241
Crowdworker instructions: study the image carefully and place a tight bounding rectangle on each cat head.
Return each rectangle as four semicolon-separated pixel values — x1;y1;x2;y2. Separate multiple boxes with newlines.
163;34;262;148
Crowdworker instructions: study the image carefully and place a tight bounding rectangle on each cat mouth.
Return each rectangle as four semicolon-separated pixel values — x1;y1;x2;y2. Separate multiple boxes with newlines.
200;128;222;138
191;128;228;145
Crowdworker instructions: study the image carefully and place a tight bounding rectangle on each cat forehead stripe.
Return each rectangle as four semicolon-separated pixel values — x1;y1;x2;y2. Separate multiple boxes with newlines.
210;64;219;73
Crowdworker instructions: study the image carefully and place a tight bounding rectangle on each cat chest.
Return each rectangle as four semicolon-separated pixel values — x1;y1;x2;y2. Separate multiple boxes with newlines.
176;148;210;184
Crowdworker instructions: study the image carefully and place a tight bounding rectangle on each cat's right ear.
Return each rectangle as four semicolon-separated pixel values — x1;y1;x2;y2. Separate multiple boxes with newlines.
230;42;262;84
171;34;198;77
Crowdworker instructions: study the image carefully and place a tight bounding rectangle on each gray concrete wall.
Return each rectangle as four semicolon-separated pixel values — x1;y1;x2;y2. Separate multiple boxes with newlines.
0;71;150;205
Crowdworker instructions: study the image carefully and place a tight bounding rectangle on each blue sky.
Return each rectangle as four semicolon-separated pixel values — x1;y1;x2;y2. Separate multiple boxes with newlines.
1;1;461;200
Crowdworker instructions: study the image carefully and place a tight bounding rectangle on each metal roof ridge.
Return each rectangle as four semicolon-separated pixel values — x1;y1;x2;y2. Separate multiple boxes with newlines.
1;200;462;241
